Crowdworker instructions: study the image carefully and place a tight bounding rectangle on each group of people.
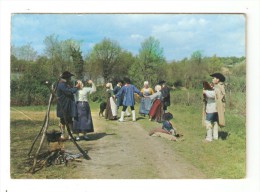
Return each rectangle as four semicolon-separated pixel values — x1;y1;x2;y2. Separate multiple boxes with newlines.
102;77;183;141
104;77;171;124
55;70;226;143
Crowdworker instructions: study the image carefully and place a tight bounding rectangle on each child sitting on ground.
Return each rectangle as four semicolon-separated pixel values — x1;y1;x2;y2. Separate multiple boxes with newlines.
149;112;183;141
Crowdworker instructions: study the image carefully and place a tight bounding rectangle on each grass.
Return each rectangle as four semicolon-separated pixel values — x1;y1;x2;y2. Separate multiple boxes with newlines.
136;102;246;179
10;100;246;179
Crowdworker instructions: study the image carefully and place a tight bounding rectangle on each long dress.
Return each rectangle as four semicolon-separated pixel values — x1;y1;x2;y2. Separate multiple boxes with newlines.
139;87;154;115
73;84;96;133
148;91;164;122
105;89;118;120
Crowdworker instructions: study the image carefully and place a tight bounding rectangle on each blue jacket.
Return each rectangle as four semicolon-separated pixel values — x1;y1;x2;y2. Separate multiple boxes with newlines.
115;84;142;106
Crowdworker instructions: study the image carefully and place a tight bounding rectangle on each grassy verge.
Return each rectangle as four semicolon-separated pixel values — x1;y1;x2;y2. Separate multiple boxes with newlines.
10;101;246;179
137;103;246;178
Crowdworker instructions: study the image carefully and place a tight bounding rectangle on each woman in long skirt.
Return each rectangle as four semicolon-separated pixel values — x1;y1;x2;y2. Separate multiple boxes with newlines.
139;81;154;116
73;80;96;141
146;85;164;122
105;83;118;120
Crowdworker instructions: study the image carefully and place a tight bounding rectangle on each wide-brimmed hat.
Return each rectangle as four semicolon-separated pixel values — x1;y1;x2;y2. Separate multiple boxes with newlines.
60;71;75;79
210;73;225;82
158;80;166;85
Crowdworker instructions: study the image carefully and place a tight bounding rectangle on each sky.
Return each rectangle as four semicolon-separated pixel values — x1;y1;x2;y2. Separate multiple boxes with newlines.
11;13;246;61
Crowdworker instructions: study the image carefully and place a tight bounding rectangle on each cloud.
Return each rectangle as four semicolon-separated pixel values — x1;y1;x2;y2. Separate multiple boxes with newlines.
11;13;245;61
130;34;143;40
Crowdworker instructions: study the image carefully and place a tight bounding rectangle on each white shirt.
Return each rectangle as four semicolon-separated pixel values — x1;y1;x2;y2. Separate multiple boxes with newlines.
75;83;96;102
204;90;217;113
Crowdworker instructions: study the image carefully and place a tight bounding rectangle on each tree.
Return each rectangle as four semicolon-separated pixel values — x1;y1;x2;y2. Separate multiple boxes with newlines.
11;44;38;61
89;38;122;83
207;54;223;74
113;50;135;83
43;34;80;76
190;50;203;65
70;47;84;79
44;34;61;76
129;36;166;87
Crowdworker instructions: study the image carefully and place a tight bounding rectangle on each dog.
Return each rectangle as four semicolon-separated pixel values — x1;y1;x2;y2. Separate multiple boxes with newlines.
99;102;107;117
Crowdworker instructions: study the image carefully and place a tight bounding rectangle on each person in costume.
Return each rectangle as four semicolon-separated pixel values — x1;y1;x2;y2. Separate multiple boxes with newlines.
146;84;164;122
159;80;171;113
149;112;183;141
113;80;131;117
105;82;118;120
202;73;226;142
56;71;79;139
115;77;143;122
139;81;154;117
73;79;96;141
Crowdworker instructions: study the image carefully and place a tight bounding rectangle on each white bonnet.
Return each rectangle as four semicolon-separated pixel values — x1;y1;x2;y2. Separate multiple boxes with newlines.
144;81;149;85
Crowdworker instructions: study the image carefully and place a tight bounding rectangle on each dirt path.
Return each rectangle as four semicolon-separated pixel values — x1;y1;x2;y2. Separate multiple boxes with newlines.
68;112;206;179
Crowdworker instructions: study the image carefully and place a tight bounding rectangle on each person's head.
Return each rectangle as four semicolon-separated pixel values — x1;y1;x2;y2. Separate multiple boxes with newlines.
155;85;161;92
158;80;166;87
143;81;149;88
117;80;123;86
106;82;113;90
210;73;225;84
123;77;131;84
162;112;173;121
76;80;84;89
60;71;75;81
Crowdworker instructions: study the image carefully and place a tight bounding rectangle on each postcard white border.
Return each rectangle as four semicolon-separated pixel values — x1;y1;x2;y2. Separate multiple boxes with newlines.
1;1;259;192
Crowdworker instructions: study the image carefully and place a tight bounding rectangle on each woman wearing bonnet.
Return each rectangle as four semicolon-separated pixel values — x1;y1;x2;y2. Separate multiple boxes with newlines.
139;81;154;117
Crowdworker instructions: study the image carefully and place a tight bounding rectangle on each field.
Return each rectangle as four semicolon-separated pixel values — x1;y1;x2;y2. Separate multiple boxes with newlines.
10;91;246;179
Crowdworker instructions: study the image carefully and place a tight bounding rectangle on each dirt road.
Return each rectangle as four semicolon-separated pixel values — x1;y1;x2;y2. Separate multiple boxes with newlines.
66;112;206;179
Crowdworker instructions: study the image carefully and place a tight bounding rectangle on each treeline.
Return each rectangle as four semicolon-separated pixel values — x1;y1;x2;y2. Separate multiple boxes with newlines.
11;34;246;106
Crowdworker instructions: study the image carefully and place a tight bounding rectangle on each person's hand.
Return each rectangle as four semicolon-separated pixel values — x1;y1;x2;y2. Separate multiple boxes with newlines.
75;80;81;88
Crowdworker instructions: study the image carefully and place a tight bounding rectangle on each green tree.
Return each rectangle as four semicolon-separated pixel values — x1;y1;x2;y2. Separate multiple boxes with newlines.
89;38;122;83
43;34;62;76
206;54;223;74
11;44;38;61
70;47;84;79
129;36;166;87
44;34;82;77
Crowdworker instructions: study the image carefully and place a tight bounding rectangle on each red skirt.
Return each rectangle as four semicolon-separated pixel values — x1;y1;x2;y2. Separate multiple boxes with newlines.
149;99;163;122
